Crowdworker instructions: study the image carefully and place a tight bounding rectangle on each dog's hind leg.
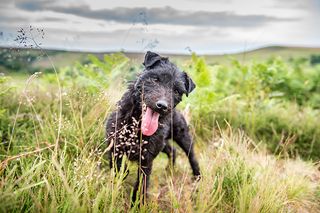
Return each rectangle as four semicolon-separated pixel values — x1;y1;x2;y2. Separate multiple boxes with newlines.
173;130;201;178
162;142;176;167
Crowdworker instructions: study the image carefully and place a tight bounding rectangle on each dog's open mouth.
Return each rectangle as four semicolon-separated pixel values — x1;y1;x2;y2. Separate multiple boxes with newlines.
141;107;160;136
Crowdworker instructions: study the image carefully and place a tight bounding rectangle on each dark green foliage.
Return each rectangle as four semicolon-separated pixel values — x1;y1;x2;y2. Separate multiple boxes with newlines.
0;48;40;73
310;54;320;65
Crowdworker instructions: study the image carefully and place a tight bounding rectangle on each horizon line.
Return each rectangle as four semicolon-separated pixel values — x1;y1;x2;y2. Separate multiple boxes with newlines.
1;44;320;56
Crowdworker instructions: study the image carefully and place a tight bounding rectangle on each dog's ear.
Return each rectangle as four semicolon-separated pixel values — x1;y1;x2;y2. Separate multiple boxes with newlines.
183;71;196;97
143;51;161;69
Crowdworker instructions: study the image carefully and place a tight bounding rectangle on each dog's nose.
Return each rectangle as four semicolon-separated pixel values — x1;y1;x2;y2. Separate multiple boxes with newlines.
156;100;168;111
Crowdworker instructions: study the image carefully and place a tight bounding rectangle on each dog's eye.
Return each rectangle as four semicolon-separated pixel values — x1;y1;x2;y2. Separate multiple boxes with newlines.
174;89;181;95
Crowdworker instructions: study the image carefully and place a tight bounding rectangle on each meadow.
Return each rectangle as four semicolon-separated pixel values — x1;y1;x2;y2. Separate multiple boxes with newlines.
0;49;320;212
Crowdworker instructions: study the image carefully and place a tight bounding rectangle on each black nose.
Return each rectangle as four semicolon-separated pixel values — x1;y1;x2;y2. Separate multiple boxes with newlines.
156;100;168;111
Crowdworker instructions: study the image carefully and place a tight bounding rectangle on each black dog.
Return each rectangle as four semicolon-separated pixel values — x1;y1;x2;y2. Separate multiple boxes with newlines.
105;51;200;204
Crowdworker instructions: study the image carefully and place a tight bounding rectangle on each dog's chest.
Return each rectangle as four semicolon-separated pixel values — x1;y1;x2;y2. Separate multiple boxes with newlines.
111;119;168;161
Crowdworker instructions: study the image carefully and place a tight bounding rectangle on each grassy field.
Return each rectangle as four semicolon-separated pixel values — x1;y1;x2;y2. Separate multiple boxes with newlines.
0;49;320;212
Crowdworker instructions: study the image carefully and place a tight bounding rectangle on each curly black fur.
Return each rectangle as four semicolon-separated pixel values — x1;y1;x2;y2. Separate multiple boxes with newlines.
105;51;201;205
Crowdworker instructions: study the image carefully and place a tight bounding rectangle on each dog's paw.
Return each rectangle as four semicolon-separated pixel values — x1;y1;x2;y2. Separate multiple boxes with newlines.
191;175;201;194
193;174;201;182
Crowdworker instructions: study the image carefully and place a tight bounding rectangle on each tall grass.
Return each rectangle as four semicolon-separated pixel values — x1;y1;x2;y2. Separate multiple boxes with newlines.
0;89;319;212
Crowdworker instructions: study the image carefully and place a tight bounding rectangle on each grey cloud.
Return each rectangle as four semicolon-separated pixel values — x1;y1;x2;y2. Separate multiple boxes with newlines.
0;16;28;23
0;14;65;26
14;0;52;11
35;17;65;22
15;1;298;28
271;0;315;10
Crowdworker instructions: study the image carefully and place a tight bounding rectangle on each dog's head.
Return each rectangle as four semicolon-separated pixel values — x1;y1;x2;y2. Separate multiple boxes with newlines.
135;51;196;136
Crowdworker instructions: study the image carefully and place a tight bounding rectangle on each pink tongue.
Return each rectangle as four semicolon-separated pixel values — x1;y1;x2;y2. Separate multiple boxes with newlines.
141;107;160;136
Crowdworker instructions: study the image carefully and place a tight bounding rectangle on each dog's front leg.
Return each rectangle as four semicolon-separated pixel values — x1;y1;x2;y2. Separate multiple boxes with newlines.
109;153;129;175
131;160;153;207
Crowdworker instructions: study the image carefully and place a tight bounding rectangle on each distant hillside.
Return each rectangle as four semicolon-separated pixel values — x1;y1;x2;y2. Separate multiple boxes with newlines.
230;45;320;60
0;46;319;73
124;46;320;64
197;46;320;64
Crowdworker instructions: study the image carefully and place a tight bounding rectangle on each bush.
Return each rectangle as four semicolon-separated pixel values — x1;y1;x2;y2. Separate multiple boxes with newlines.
184;54;320;160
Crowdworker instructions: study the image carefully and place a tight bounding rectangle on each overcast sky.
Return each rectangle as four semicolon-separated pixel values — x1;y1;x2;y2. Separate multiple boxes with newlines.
0;0;319;54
